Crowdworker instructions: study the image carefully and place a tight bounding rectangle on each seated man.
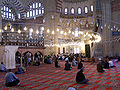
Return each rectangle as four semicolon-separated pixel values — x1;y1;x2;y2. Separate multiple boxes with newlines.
5;69;20;87
47;58;52;64
97;61;104;73
72;58;77;66
35;58;40;66
0;62;7;72
77;61;83;69
109;60;116;68
55;59;60;68
104;60;109;69
15;66;26;74
64;61;72;70
76;67;89;84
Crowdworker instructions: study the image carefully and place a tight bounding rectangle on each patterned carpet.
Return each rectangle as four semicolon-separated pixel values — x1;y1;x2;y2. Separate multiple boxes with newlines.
0;61;120;90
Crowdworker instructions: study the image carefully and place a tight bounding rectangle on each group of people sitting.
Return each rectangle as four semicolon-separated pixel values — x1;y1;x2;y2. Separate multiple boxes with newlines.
1;56;117;87
63;58;89;84
97;58;116;73
0;62;26;87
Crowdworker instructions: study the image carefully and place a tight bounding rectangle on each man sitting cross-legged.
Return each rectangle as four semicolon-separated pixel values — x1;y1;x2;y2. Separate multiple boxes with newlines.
5;69;20;87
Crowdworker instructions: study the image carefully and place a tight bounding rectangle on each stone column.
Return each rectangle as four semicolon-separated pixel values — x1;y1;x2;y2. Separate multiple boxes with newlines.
43;0;60;55
101;0;113;57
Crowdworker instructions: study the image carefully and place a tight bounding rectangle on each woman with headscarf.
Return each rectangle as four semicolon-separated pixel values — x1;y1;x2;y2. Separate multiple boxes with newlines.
76;67;89;84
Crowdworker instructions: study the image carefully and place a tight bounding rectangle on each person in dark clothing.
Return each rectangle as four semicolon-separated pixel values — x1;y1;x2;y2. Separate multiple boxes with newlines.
97;61;104;72
35;57;40;66
15;66;23;74
104;60;109;69
91;57;95;64
64;61;72;70
78;61;83;69
76;67;89;84
55;59;60;68
15;66;26;74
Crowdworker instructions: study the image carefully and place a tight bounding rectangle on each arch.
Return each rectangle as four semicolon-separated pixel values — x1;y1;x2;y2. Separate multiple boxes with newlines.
22;51;33;66
15;51;21;64
23;51;33;56
34;51;43;56
34;51;43;61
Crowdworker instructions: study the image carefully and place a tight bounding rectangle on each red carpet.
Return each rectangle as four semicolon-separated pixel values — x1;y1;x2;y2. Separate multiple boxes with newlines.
0;61;120;90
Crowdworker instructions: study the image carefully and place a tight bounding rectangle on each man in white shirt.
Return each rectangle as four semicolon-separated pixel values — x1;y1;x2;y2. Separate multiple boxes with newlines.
109;60;116;68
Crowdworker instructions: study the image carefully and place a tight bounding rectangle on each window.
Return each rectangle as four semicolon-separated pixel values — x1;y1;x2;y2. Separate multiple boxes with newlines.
85;7;88;13
33;3;35;8
33;10;35;16
1;5;15;20
90;5;94;12
30;6;32;9
74;47;79;54
42;8;44;14
27;12;29;17
26;2;44;18
75;27;79;37
64;8;68;14
30;10;32;17
78;8;82;14
18;13;20;19
39;3;41;7
40;30;43;37
39;9;41;14
36;3;38;8
29;28;33;38
9;13;11;18
71;8;74;14
1;7;3;11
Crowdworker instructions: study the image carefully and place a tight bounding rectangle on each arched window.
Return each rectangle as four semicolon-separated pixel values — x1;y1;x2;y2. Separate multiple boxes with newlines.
1;5;15;20
78;8;82;14
85;6;88;13
90;5;94;12
64;8;68;14
75;27;79;37
71;8;75;14
27;2;44;18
